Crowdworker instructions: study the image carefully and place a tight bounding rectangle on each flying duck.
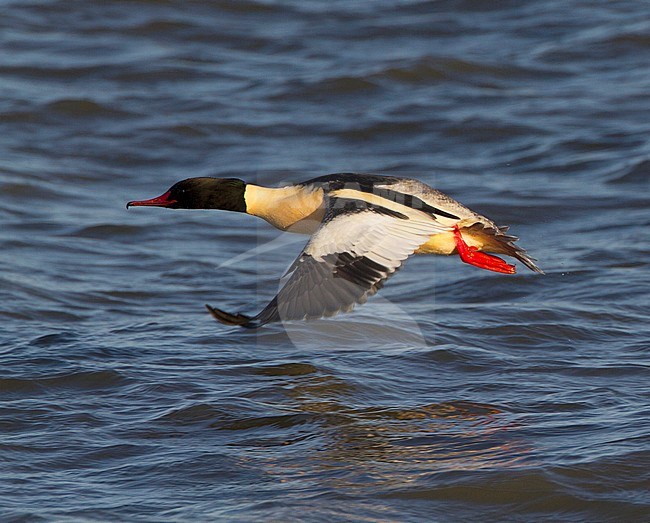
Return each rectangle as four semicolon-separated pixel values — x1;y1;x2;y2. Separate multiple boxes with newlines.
127;173;543;328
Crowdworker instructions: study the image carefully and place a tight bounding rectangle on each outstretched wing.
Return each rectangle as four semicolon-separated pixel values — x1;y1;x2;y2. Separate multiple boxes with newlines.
207;197;451;328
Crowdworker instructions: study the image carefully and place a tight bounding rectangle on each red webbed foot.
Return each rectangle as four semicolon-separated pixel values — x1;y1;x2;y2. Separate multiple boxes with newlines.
453;225;516;274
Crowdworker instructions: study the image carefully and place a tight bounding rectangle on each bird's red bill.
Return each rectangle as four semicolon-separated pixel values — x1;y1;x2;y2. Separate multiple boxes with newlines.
126;190;177;208
453;226;516;274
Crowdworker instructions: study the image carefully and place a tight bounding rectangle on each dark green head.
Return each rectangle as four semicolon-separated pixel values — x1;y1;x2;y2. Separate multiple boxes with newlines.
127;177;246;212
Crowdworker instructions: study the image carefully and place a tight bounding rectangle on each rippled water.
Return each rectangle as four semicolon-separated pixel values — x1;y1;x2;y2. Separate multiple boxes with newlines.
1;1;649;521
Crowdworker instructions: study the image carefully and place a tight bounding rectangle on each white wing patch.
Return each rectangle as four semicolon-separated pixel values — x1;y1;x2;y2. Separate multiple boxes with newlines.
306;210;447;269
207;196;453;328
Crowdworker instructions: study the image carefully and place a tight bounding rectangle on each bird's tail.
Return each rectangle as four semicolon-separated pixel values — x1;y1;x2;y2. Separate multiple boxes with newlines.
463;223;545;274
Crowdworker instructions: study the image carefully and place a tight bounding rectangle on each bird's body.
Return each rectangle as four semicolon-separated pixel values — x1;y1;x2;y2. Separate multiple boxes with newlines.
128;173;542;328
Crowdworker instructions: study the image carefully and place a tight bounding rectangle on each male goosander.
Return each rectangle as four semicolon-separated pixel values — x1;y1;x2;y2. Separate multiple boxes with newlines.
127;173;543;328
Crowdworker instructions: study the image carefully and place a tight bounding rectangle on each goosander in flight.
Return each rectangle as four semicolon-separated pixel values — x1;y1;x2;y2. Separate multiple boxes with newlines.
127;173;543;328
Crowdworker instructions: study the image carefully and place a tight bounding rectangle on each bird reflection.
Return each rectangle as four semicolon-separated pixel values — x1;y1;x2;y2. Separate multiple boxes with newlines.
242;369;535;490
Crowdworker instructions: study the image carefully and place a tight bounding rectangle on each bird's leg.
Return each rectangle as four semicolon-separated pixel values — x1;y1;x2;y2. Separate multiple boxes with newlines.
453;225;516;274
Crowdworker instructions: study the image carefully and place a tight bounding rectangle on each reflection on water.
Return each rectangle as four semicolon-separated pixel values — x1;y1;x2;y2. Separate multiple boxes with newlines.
242;369;533;490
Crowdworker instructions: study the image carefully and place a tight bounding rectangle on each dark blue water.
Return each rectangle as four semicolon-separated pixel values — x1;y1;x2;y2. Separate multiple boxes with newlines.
1;1;649;521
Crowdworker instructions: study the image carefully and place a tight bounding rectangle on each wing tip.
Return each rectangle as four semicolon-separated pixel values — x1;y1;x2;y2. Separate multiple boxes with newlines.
205;304;259;329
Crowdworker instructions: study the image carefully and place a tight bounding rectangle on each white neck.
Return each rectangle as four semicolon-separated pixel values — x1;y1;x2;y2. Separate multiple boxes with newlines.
244;184;325;232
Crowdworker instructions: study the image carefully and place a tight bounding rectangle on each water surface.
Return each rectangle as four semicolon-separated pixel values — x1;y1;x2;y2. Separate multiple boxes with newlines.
1;1;649;521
